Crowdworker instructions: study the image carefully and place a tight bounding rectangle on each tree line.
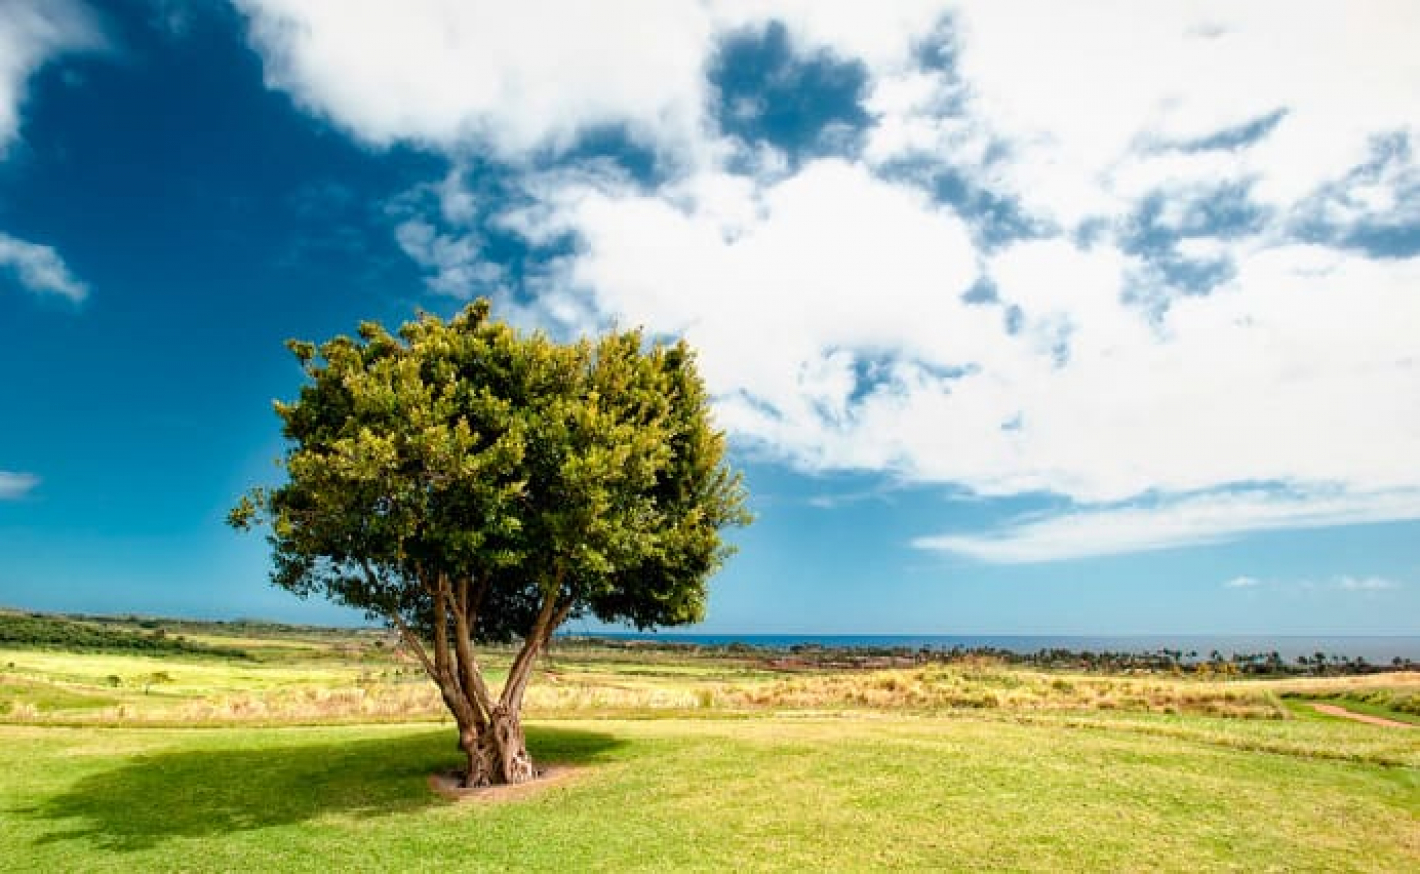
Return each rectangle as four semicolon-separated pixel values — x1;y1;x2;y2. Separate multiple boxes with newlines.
0;612;251;659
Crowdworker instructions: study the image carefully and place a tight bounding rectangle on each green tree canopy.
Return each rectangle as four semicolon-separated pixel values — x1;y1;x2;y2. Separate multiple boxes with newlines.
231;300;749;784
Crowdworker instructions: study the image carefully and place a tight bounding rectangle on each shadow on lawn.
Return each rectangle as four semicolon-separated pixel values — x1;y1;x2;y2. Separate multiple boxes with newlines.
22;725;623;851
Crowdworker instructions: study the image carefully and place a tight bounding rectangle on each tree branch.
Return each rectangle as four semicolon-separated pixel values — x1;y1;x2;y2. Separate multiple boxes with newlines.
501;577;565;712
405;568;475;731
542;597;575;648
358;560;440;681
450;575;494;721
386;611;436;679
430;569;454;686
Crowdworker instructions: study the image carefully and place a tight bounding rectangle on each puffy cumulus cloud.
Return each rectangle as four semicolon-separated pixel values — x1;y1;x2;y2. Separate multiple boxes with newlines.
0;470;39;500
874;0;1420;235
0;0;100;153
237;2;1419;249
502;157;1001;476
234;1;1420;236
233;0;950;163
0;232;88;301
713;0;950;71
241;1;1420;556
526;173;1420;547
516;185;1420;508
979;243;1420;502
233;0;719;160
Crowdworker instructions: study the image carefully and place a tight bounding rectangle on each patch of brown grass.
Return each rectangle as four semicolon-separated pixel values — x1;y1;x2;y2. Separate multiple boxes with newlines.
658;665;1289;719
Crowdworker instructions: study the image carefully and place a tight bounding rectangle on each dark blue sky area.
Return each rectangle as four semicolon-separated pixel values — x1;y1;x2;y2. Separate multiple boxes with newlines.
0;4;442;620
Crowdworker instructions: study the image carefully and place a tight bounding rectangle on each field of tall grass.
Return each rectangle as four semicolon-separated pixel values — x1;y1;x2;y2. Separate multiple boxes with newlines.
7;642;1416;726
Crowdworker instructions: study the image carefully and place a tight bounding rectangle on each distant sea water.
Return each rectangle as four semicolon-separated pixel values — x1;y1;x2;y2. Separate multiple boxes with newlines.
564;633;1420;664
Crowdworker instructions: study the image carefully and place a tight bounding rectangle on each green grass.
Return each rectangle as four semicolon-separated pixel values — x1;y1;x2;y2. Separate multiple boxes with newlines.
0;715;1414;872
0;677;119;713
1;631;1416;871
0;612;251;660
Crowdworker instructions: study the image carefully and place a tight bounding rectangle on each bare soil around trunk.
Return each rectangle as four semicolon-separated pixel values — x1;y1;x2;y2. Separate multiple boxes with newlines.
1310;702;1415;729
427;765;582;802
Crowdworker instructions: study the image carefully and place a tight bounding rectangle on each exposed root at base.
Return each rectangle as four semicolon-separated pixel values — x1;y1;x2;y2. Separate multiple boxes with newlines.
428;765;581;802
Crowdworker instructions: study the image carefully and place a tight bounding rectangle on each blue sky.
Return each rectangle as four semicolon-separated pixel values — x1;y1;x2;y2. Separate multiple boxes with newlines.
1;1;1418;634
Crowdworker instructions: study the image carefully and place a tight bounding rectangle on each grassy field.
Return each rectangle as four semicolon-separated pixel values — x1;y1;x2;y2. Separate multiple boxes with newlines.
0;620;1416;871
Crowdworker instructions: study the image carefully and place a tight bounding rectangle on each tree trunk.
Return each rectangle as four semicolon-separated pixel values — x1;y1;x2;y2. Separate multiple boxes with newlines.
460;725;493;788
461;707;535;787
393;583;559;788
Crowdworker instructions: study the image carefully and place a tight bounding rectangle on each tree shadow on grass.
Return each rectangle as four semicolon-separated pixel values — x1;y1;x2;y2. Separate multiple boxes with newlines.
20;725;623;852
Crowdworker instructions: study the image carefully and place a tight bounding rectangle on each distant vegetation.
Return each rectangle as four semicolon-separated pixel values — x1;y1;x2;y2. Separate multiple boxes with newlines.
3;610;1412;678
0;611;251;660
560;636;1419;677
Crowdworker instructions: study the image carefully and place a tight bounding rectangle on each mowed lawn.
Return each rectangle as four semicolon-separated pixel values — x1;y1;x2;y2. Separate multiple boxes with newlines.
1;714;1415;873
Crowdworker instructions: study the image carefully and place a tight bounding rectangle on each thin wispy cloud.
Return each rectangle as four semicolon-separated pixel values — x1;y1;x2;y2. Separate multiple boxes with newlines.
805;488;896;510
913;487;1420;564
1220;574;1403;594
1337;575;1400;592
0;471;39;500
1224;576;1261;589
0;233;88;301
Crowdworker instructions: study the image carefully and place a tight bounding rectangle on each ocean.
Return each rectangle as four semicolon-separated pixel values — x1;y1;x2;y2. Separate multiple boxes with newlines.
563;632;1420;664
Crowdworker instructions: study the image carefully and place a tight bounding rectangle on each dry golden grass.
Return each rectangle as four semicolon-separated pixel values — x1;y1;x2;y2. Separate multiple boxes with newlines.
7;644;1417;727
1266;671;1420;695
664;663;1290;718
160;684;447;724
516;660;1312;720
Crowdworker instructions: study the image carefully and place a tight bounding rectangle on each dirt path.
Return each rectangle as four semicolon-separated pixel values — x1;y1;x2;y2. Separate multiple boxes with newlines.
1310;703;1415;729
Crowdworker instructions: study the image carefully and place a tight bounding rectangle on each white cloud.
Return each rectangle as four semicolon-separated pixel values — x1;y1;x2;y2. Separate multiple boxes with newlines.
1224;576;1261;589
914;487;1420;564
0;2;98;305
520;179;1420;506
233;0;719;160
0;232;88;301
1337;575;1400;592
232;0;952;165
713;0;949;71
900;0;1420;230
392;218;503;300
0;471;39;500
0;0;100;153
504;157;999;474
1221;573;1402;593
241;1;1420;555
233;1;1420;237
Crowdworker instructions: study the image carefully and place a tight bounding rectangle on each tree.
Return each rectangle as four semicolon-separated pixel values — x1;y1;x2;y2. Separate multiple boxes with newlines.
230;301;749;785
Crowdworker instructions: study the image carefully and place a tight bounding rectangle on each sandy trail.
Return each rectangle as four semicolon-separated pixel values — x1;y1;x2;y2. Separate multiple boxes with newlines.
1310;703;1415;729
